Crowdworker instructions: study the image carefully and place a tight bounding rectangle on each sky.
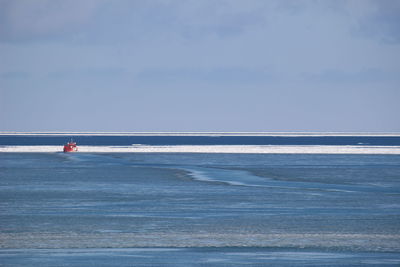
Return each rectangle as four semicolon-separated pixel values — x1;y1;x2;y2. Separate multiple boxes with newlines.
0;0;399;132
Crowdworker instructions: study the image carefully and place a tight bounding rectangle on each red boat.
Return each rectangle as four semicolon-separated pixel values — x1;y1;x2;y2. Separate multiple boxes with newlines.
63;140;78;152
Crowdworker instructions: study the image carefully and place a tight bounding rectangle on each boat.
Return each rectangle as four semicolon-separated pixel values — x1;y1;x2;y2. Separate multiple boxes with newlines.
63;139;78;152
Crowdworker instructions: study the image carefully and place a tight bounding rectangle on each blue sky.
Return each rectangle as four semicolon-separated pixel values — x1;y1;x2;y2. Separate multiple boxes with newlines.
0;0;399;132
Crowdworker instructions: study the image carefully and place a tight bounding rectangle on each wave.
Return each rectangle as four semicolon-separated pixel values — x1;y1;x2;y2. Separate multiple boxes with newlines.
1;145;400;154
1;232;399;251
183;166;393;193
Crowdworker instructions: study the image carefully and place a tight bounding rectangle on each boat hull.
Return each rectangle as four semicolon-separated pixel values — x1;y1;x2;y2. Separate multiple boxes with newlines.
63;143;78;152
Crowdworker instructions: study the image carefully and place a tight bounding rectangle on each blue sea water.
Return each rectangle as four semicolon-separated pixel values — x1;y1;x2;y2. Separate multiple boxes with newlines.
1;134;400;146
1;135;400;266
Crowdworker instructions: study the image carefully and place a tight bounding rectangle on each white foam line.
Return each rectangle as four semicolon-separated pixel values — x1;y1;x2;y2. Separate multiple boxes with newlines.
1;132;400;136
1;145;400;154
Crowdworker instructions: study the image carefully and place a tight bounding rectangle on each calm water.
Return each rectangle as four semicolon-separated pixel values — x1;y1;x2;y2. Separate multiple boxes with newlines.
1;134;400;146
1;135;400;266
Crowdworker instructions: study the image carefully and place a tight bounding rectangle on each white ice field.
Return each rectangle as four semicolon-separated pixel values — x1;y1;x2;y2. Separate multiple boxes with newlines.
1;145;400;154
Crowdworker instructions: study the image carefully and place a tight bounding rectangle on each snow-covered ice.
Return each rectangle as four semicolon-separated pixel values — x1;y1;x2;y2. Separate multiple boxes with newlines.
1;145;400;154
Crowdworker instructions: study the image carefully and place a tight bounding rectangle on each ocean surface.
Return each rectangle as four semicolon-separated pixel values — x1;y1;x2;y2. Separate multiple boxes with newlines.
1;134;400;266
1;133;400;146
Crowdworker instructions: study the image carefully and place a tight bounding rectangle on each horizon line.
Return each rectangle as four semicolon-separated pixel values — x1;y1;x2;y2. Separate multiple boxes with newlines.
1;131;400;136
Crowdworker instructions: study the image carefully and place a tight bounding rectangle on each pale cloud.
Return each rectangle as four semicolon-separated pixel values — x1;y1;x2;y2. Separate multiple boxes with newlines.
0;0;98;42
357;0;400;44
1;0;399;131
136;67;276;85
303;68;400;84
1;0;397;45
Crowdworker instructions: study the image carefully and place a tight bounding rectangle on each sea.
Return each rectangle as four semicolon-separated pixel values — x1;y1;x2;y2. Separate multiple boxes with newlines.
1;133;400;266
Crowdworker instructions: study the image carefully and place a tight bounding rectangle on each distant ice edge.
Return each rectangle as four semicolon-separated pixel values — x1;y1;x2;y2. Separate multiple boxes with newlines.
1;132;400;136
1;145;400;154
